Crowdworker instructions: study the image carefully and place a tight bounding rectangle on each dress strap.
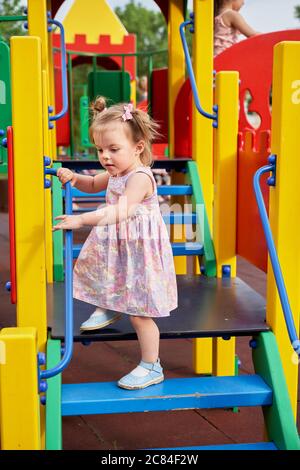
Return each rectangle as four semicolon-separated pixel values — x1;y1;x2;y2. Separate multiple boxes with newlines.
216;8;233;18
126;166;157;200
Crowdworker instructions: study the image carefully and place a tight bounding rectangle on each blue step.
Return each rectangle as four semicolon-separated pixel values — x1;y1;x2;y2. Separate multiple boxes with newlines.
61;375;272;417
156;442;278;450
66;242;203;259
63;185;193;198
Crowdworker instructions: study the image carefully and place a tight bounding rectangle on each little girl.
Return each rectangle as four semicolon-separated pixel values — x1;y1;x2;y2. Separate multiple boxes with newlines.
214;0;259;57
53;97;178;390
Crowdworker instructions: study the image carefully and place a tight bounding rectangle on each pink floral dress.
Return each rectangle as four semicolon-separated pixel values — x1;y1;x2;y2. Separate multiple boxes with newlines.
214;9;239;56
73;166;178;317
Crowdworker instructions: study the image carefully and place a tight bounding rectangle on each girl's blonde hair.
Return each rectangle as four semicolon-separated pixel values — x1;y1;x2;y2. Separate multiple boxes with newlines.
89;96;161;166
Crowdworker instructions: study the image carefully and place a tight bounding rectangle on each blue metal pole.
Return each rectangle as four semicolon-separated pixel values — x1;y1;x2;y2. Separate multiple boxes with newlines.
42;168;74;378
253;162;300;356
179;19;218;126
48;19;69;122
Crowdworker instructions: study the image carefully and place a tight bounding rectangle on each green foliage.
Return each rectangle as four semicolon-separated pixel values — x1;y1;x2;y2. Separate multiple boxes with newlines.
0;0;25;43
295;5;300;20
114;0;168;77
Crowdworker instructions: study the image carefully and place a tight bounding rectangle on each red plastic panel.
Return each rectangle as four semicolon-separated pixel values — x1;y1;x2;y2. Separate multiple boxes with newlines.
54;65;70;146
151;68;168;144
174;78;192;157
237;130;271;272
7;126;16;304
214;30;300;131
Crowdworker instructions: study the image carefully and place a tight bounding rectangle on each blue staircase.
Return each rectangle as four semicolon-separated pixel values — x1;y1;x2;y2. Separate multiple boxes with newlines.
48;160;300;451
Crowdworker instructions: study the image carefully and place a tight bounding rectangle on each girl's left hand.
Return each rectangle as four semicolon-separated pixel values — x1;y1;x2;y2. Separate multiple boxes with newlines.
52;214;84;231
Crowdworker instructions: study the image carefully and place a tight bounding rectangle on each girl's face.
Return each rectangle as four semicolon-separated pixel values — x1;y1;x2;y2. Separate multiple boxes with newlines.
93;122;145;177
232;0;245;11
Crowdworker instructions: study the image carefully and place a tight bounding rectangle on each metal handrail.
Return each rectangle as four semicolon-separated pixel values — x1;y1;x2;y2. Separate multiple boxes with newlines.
254;160;300;356
48;19;68;122
41;168;74;379
179;19;218;126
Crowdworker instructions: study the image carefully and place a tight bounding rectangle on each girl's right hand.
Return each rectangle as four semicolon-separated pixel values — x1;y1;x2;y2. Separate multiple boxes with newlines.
57;168;77;187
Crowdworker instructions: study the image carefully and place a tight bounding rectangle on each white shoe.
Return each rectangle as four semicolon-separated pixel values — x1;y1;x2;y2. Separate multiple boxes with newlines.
80;308;121;331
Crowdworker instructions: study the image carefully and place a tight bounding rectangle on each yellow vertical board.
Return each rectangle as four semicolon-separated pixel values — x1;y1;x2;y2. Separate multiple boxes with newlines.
212;337;235;376
131;79;136;106
192;0;213;227
28;0;49;72
10;37;47;348
168;0;185;157
43;71;54;284
212;71;239;376
192;0;214;375
28;0;54;285
168;1;186;273
0;328;41;449
267;42;300;417
193;338;212;374
213;72;239;278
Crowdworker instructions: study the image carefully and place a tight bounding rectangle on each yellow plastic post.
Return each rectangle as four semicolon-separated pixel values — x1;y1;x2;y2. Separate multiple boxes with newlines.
211;71;239;376
28;0;54;284
0;328;41;450
11;36;47;343
192;0;214;375
11;36;47;448
267;42;300;417
168;0;186;273
168;0;185;158
213;71;239;278
11;37;47;348
192;0;213;224
43;70;54;284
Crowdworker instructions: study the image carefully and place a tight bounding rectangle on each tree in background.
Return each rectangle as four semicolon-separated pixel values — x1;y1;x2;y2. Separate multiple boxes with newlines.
295;5;300;20
115;0;168;77
0;0;25;42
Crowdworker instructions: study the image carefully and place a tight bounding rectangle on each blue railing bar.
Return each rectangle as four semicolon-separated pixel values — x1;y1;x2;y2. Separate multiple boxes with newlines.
42;169;74;378
67;242;204;259
62;185;193;198
254;164;300;356
179;20;217;124
48;19;68;121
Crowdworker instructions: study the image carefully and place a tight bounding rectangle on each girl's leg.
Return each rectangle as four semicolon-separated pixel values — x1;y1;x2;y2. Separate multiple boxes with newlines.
129;316;160;363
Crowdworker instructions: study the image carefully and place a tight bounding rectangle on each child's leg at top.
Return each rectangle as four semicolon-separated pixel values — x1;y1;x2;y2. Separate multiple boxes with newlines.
118;316;164;390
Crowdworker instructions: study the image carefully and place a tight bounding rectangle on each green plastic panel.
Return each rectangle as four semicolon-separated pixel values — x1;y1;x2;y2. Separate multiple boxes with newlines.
0;40;11;174
88;70;131;105
52;162;64;281
46;338;62;450
252;331;300;450
186;160;216;277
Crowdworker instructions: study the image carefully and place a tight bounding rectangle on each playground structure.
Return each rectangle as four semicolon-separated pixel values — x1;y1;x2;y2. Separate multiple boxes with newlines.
0;0;299;450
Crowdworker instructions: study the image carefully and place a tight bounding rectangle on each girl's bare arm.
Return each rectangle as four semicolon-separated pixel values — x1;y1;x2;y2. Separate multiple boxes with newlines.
225;11;259;37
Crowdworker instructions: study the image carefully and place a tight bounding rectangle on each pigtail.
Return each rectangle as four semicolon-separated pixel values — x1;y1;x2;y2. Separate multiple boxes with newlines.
131;109;161;166
90;96;107;120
